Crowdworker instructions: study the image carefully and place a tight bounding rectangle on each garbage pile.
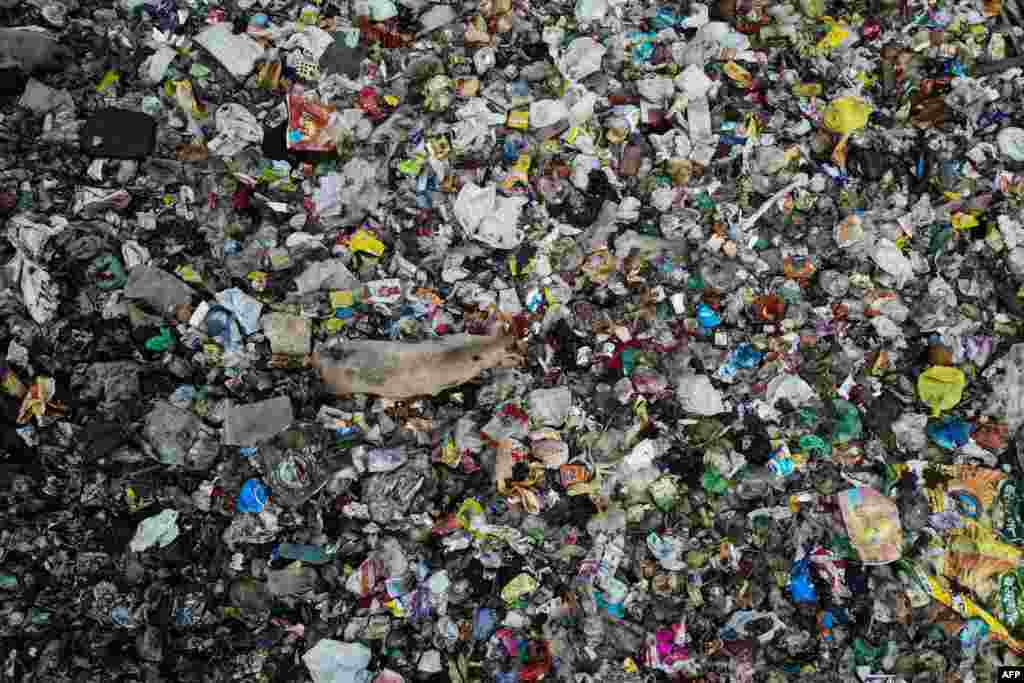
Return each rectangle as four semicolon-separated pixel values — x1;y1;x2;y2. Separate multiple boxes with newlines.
7;0;1024;680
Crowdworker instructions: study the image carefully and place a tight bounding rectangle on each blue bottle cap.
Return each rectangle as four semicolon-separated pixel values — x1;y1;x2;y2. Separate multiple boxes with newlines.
238;479;269;513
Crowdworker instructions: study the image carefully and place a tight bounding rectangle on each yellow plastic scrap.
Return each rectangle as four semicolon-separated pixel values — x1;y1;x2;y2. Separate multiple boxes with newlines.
175;264;203;284
329;290;355;309
350;228;385;256
824;96;873;135
96;70;120;93
817;17;851;51
500;572;538;603
924;573;1024;652
831;134;850;168
743;114;759;141
513;154;532;173
951;212;979;231
507;110;529;129
723;61;753;89
792;82;823;98
917;366;967;416
455;498;486;537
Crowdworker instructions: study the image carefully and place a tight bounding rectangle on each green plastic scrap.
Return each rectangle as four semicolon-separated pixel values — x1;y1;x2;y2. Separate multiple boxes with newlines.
94;254;128;290
852;638;882;666
929;224;953;256
620;347;639;376
701;466;730;495
368;0;398;20
798;407;820;428
832;399;863;443
799;434;830;457
145;327;175;352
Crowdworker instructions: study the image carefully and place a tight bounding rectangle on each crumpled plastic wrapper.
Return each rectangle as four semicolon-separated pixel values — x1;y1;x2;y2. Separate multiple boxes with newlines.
129;509;180;553
5;252;59;324
208;103;263;157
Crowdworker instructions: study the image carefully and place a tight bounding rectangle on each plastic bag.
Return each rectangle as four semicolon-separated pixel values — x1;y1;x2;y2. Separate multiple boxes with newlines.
454;183;527;250
917;366;967;416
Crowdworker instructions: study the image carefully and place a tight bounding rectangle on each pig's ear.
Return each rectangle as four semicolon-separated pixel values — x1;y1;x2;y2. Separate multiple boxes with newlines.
493;311;515;336
499;350;524;368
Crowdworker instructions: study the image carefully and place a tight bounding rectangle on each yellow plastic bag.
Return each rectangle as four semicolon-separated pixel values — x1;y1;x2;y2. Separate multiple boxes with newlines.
917;366;967;416
823;96;873;135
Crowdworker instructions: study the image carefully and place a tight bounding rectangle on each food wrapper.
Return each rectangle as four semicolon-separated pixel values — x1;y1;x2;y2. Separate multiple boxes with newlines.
286;86;340;151
904;557;1024;652
17;377;65;424
837;487;902;564
885;461;1024;648
899;461;1024;546
931;521;1022;604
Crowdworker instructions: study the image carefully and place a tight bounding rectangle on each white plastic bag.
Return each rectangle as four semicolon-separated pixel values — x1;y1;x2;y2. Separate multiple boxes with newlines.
557;37;606;82
676;373;727;415
873;239;915;288
529;99;570;128
302;640;372;683
454;183;526;249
